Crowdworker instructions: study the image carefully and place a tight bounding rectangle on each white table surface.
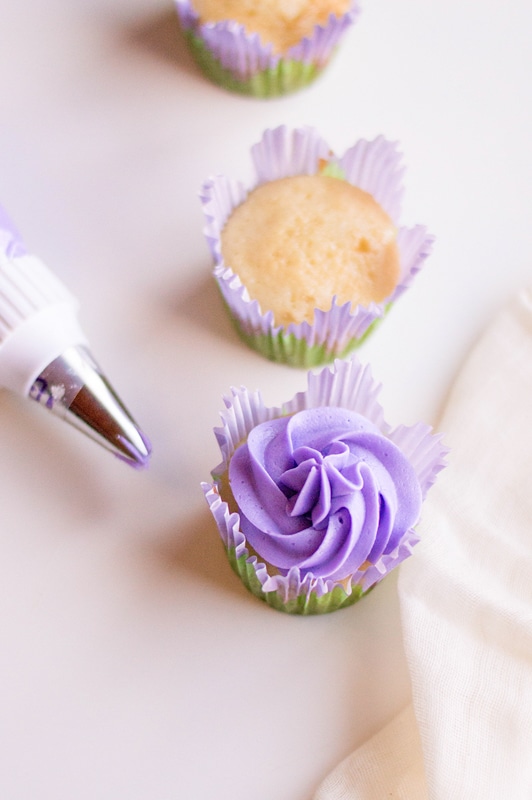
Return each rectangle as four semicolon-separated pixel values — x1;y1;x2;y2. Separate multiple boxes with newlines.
0;2;530;798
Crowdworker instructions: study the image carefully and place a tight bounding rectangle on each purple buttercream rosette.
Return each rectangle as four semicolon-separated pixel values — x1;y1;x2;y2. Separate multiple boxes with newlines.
202;357;448;615
175;1;360;96
200;125;434;368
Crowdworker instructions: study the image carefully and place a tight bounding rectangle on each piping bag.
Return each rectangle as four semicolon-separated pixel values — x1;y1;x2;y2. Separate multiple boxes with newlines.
0;204;151;468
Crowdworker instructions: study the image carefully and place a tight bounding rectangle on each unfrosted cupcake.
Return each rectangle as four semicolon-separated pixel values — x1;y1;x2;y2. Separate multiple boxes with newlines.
175;0;360;96
201;125;433;367
202;357;447;615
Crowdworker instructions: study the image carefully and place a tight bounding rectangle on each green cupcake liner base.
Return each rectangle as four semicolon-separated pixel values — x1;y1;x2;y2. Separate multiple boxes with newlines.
227;308;389;368
184;31;328;97
227;546;373;615
236;320;381;367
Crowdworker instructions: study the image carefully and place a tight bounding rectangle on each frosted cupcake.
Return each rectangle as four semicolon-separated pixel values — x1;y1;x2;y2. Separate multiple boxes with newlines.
175;0;360;96
202;357;447;615
201;125;433;367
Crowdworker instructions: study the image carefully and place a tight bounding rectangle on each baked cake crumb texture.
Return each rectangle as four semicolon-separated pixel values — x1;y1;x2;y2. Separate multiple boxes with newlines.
220;175;400;326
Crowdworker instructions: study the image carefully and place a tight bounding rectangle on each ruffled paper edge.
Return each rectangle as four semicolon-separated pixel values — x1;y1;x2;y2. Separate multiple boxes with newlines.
175;1;360;79
200;126;434;362
203;357;448;613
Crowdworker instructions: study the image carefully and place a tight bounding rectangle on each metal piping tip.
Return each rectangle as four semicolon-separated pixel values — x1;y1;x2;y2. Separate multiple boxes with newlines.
29;345;152;468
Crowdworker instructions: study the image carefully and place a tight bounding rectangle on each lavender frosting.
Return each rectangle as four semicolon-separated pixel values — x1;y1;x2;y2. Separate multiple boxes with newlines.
228;406;422;582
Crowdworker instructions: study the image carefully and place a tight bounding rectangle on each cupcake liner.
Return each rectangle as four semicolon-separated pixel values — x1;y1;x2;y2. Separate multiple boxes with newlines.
175;1;360;96
202;357;448;615
200;125;434;367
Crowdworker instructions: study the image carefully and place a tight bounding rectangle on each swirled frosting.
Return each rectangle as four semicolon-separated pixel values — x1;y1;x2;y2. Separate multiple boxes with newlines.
228;407;422;581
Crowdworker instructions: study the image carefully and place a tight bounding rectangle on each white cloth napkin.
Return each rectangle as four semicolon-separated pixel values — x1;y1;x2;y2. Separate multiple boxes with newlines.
314;288;532;799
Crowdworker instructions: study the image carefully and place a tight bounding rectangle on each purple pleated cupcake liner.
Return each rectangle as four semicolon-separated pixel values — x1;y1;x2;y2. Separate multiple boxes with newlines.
202;357;448;613
200;125;434;365
175;1;360;85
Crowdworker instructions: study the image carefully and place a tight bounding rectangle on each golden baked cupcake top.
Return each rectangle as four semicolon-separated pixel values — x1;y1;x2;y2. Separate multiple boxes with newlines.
190;0;352;53
220;174;400;326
